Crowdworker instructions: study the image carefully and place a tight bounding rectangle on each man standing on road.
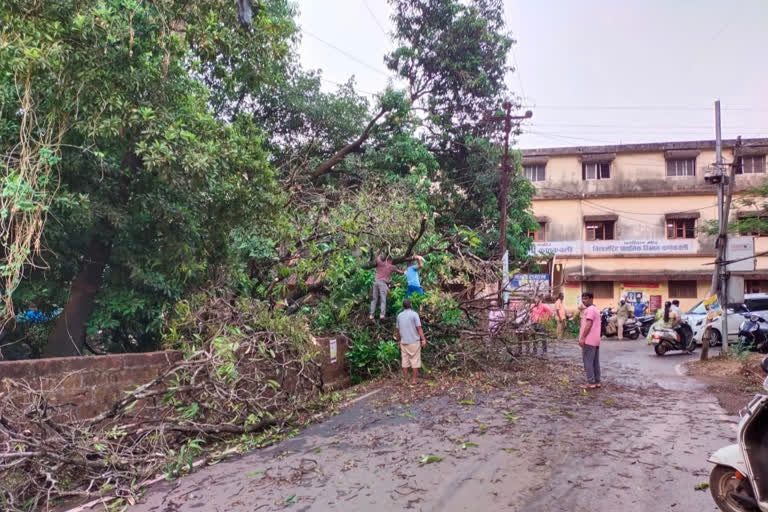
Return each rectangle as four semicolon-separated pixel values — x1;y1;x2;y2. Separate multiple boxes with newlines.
579;292;601;389
555;292;567;340
369;251;404;320
616;299;632;341
396;299;427;385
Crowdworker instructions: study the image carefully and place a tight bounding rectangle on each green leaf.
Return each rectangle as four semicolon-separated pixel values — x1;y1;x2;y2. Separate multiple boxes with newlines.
419;455;443;464
461;442;478;450
285;495;298;504
458;399;475;405
694;483;709;491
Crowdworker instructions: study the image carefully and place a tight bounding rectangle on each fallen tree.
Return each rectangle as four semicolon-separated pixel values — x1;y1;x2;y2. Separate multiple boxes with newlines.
0;294;325;511
0;253;555;510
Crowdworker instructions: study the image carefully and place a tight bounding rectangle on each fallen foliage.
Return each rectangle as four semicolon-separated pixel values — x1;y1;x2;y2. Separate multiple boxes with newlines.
0;294;325;511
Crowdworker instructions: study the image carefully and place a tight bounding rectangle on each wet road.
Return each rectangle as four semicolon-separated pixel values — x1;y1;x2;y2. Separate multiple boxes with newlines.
124;340;736;512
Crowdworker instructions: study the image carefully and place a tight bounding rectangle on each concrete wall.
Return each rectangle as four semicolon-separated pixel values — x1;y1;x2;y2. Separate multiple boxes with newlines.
0;351;183;420
0;337;350;421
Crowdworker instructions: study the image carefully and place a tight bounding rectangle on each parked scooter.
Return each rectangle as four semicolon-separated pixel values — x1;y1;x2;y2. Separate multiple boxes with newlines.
600;307;641;339
648;320;695;355
637;314;657;337
707;356;768;512
737;314;768;354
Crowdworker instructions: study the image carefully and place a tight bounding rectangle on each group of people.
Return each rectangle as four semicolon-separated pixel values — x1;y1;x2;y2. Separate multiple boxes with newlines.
383;256;688;388
369;252;425;320
370;251;428;385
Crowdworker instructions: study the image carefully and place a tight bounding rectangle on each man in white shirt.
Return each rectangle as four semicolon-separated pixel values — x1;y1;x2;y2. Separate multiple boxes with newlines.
396;299;427;385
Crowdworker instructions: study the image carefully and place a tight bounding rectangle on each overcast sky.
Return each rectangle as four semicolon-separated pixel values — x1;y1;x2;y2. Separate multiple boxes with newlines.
297;0;768;150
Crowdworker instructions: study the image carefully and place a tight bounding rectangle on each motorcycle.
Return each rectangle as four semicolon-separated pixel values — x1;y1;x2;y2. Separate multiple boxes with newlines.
648;320;695;355
707;356;768;512
600;307;641;340
737;314;768;354
637;314;657;337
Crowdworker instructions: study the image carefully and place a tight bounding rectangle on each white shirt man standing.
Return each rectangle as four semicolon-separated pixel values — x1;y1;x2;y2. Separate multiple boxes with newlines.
396;299;427;385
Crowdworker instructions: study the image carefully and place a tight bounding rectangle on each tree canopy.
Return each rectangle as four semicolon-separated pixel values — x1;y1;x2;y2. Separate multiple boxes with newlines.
0;0;536;359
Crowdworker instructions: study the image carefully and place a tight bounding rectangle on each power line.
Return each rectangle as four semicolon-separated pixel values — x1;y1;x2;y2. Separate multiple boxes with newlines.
528;122;762;130
510;44;527;105
319;77;378;97
301;29;390;77
524;130;615;144
521;104;768;112
361;0;388;35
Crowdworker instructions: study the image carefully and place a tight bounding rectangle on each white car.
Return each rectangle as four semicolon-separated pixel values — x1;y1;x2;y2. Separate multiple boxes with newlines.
685;293;768;345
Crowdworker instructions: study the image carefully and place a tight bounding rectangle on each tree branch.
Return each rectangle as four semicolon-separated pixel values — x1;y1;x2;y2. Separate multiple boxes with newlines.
310;107;388;180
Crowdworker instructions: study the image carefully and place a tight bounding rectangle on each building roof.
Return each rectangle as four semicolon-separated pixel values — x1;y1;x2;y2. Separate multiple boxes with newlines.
520;137;768;157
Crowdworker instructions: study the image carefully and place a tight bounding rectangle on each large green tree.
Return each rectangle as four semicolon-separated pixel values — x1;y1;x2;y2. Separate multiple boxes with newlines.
1;0;295;356
1;0;535;359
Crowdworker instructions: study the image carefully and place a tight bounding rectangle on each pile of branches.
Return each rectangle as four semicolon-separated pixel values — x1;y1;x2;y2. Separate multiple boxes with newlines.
0;294;324;511
397;253;558;372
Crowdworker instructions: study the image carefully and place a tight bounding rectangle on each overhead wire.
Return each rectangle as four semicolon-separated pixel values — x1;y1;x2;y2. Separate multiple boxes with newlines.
319;77;378;97
520;104;768;112
361;0;388;35
301;28;390;77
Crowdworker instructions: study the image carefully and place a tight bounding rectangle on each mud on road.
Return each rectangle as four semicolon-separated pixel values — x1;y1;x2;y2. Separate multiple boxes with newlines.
128;343;734;512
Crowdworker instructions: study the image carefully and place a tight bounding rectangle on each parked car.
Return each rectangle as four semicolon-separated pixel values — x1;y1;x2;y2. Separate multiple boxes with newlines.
685;293;768;346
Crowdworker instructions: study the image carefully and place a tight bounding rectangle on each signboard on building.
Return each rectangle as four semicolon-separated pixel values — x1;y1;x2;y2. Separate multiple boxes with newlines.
509;274;549;293
726;237;755;272
530;239;697;257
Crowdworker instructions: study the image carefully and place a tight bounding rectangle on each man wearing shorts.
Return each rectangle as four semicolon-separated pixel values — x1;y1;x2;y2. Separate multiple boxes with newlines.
396;299;427;385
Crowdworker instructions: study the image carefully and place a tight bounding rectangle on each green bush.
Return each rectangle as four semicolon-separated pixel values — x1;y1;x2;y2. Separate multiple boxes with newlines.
345;330;401;383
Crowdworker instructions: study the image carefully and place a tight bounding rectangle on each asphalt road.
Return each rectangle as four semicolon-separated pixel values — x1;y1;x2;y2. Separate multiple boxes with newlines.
124;340;737;512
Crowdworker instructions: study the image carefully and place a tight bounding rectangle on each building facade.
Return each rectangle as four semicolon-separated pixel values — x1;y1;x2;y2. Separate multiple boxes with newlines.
522;138;768;312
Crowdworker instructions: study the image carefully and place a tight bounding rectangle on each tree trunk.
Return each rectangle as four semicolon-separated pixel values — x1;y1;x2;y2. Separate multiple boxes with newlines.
44;235;111;358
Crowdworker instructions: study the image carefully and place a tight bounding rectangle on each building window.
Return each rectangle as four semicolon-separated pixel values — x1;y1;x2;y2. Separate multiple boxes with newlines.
582;162;610;180
666;158;696;177
585;221;614;241
747;281;768;294
524;164;546;182
737;156;766;175
669;280;697;298
666;219;696;239
528;223;546;242
585;281;613;298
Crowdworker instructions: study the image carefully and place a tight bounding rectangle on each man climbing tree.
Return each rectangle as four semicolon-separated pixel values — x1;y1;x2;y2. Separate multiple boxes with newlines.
405;255;425;297
370;252;405;320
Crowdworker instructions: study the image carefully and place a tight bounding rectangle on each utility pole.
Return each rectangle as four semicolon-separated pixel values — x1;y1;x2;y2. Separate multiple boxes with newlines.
706;100;730;354
716;100;728;352
487;103;533;258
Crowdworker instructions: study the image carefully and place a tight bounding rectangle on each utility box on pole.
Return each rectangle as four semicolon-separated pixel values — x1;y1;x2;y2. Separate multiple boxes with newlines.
726;237;755;272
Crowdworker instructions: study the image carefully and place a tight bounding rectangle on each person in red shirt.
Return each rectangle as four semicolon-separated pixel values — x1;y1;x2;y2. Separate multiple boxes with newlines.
530;297;553;323
579;291;602;389
369;252;404;320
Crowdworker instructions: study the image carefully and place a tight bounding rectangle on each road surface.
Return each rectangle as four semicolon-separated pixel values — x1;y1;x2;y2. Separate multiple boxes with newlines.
126;340;736;512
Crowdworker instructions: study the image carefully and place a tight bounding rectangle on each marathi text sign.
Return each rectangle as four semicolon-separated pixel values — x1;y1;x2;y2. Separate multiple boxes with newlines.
530;239;696;256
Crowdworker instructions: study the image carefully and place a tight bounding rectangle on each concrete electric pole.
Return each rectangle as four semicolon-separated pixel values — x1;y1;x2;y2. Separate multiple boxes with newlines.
486;103;533;258
706;101;741;353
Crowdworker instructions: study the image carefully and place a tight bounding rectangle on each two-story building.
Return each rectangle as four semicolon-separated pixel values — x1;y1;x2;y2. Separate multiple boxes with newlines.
522;138;768;311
